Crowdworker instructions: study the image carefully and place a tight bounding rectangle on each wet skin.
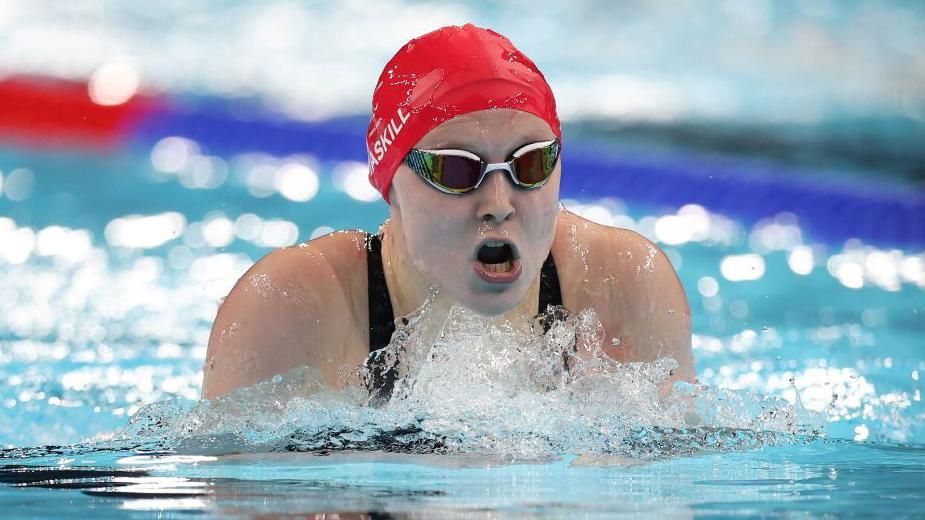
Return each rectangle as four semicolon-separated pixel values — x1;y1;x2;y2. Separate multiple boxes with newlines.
202;109;694;400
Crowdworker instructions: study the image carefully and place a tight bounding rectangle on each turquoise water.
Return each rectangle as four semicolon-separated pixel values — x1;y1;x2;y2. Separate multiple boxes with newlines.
1;139;924;517
3;443;924;517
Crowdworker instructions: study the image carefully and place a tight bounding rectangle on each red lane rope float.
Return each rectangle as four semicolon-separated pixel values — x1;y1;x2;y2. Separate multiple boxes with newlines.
0;76;160;150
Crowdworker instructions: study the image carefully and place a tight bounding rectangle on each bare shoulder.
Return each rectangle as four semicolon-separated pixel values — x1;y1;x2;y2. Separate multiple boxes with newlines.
553;210;694;383
201;230;371;399
553;210;673;290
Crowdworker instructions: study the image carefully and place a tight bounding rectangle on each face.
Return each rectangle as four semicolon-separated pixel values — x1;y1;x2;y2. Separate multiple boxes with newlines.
389;108;561;316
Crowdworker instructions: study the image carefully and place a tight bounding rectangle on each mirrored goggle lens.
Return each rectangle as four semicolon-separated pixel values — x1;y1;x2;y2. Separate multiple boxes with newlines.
512;141;559;186
429;154;483;192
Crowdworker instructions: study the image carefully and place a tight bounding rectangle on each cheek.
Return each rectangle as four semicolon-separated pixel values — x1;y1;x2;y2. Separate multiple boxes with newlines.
525;204;558;261
394;170;458;258
516;178;560;269
401;195;470;275
521;180;560;238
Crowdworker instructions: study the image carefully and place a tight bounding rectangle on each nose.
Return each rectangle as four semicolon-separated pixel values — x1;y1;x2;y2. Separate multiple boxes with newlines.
475;167;516;224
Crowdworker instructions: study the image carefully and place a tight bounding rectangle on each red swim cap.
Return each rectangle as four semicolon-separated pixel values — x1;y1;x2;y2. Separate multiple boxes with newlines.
367;24;561;203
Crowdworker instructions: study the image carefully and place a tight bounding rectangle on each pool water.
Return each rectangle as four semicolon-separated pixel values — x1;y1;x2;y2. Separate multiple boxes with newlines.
2;443;924;517
1;134;924;517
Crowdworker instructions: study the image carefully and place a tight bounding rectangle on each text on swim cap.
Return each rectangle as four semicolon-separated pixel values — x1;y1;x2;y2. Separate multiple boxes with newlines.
368;107;411;169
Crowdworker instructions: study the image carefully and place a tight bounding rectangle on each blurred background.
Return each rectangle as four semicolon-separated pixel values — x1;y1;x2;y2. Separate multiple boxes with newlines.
0;0;923;448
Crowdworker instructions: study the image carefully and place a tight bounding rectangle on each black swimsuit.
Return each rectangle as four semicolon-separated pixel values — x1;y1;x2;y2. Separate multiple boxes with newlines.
364;233;563;401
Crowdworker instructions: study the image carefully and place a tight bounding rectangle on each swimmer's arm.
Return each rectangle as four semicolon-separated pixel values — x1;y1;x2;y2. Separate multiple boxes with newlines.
200;249;345;400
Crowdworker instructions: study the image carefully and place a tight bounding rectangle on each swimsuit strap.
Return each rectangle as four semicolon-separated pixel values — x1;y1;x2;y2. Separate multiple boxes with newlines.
365;233;398;403
538;252;562;314
366;233;396;352
537;252;566;335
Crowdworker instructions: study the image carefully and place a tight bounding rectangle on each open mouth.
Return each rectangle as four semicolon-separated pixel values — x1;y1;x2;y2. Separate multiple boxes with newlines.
473;240;522;283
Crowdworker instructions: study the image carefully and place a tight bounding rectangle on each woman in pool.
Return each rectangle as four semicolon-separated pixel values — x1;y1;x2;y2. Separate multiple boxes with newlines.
201;24;693;400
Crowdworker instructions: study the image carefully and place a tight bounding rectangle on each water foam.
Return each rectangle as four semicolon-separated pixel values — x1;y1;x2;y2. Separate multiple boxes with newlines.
112;301;823;462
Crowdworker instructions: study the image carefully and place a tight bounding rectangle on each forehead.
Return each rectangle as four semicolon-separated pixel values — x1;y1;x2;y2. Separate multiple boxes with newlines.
414;109;556;152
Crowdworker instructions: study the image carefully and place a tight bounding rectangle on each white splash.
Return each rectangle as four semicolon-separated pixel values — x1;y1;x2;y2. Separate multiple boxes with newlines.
121;303;823;460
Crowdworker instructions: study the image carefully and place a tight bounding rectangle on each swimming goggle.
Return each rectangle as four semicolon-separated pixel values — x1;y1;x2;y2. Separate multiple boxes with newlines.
403;139;560;195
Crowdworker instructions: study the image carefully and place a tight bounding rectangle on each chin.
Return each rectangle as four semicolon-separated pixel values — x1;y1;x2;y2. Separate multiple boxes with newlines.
462;285;527;317
466;301;513;317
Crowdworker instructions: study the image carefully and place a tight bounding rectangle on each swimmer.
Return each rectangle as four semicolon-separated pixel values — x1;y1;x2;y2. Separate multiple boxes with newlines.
201;24;694;400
